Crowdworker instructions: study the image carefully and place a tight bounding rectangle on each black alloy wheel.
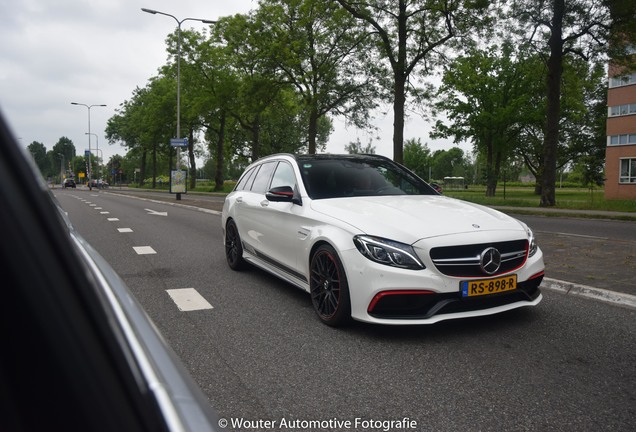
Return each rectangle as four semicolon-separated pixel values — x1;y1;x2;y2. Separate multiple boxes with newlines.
225;220;245;270
310;244;351;326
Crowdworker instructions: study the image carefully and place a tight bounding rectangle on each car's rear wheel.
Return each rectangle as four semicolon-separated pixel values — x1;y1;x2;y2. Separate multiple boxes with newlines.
310;244;351;327
225;220;245;270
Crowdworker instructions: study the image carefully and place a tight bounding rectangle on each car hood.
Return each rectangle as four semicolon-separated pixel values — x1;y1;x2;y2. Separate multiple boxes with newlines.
310;195;524;243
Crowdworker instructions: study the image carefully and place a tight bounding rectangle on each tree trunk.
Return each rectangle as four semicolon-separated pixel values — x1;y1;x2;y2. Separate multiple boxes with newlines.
308;106;318;155
540;0;564;207
152;142;157;189
485;141;496;197
139;151;147;187
188;127;196;190
215;112;226;192
534;165;543;195
393;72;406;164
392;3;407;165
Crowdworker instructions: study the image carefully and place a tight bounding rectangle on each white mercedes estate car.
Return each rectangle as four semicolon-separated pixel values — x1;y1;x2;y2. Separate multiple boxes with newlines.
222;154;544;326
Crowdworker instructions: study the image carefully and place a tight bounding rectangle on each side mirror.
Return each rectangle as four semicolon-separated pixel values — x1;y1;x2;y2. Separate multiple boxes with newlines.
266;186;301;204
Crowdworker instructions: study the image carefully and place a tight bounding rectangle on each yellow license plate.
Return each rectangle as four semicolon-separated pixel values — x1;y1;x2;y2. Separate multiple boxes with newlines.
461;275;517;297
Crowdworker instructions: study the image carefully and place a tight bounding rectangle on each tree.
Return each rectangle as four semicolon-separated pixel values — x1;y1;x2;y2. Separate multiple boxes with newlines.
402;138;431;180
515;56;608;195
187;24;239;191
106;77;175;188
510;0;636;206
166;28;216;191
431;147;466;182
334;0;493;164
561;59;608;189
433;43;529;196
49;137;76;182
27;141;47;176
345;137;376;154
108;29;215;190
217;12;293;161
258;0;377;154
105;154;124;185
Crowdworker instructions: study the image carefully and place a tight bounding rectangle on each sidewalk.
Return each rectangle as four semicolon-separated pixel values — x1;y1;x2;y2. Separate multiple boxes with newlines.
492;205;636;221
492;206;636;309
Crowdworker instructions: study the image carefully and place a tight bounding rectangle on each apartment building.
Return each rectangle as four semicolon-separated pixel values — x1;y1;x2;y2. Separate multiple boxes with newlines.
605;66;636;199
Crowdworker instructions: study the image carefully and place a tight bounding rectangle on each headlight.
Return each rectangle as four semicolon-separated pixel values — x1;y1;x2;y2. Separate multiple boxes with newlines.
527;227;538;257
353;235;425;270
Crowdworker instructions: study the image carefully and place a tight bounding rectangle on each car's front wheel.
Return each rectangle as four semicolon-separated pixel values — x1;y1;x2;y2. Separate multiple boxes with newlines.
310;244;351;327
225;220;245;270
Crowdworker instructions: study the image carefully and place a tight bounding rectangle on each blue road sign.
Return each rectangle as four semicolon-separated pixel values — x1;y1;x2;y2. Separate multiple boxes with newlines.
170;138;188;147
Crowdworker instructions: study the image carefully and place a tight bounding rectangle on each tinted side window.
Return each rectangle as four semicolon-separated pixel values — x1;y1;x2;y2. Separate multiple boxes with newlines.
270;162;297;190
235;166;257;191
250;161;277;193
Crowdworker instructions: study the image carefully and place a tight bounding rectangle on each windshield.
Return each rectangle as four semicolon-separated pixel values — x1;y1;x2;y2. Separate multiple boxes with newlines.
297;156;437;199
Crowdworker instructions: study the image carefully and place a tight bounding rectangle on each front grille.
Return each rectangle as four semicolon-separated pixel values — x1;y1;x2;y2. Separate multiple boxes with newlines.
430;239;528;277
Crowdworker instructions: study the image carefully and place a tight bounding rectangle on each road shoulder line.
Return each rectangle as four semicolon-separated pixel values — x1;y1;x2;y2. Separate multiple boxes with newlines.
542;277;636;310
104;191;221;215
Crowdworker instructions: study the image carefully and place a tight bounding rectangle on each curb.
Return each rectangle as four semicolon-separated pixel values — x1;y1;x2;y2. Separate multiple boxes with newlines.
542;277;636;310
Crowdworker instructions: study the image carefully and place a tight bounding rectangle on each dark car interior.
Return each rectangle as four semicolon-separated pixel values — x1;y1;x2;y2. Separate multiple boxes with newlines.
0;113;171;431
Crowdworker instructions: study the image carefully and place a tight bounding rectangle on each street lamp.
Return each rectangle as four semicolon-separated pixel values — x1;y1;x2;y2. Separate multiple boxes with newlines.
71;102;106;190
85;132;100;181
141;7;215;200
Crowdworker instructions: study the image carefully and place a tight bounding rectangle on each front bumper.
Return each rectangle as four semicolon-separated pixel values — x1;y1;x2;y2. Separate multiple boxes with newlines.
341;247;545;325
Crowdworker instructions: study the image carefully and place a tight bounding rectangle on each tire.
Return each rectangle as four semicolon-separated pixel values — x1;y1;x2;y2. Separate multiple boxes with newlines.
310;244;351;327
225;220;246;270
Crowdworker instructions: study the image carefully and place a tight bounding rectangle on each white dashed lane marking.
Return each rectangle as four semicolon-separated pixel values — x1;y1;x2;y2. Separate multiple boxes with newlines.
67;192;213;313
133;246;156;255
166;288;213;311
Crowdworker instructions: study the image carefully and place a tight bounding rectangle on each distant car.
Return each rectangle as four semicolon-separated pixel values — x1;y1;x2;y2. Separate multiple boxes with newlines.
62;178;76;188
0;111;220;431
88;179;108;189
222;153;544;327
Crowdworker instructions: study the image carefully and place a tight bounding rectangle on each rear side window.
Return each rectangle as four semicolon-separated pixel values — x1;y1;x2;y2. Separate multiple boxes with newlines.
250;161;277;193
234;166;258;191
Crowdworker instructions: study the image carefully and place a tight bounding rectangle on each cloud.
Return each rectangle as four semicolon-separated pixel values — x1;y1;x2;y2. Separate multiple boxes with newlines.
0;0;463;163
0;0;257;160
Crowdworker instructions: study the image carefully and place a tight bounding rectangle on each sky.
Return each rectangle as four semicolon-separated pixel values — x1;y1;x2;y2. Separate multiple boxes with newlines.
0;0;460;165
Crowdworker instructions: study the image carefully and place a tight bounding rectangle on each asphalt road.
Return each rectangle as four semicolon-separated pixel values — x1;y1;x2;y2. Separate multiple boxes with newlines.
104;187;636;299
53;188;636;432
508;214;636;297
